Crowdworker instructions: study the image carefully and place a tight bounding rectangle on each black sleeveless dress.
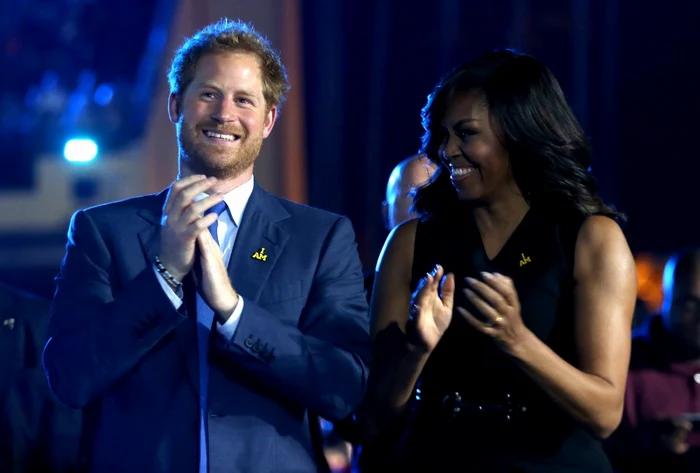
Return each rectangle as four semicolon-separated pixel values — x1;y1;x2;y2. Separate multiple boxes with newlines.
395;206;612;472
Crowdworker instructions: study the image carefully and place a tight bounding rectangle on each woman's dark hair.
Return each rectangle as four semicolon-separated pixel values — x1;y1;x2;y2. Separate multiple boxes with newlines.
413;49;624;221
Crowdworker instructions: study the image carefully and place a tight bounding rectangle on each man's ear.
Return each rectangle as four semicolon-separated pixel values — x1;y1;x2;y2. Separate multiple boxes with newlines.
381;201;390;231
262;105;278;139
168;92;180;123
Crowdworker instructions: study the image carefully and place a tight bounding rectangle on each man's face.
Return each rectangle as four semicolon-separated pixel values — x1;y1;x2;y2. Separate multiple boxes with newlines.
383;158;436;230
169;52;277;179
666;270;700;354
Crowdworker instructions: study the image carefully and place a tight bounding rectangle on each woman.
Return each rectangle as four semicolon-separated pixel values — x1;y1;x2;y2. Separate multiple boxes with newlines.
363;50;637;472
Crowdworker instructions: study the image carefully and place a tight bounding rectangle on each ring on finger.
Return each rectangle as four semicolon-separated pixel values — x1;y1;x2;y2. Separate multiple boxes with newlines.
485;316;503;327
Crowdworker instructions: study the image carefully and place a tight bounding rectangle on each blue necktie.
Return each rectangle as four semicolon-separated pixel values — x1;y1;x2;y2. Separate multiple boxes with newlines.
198;201;227;473
205;202;227;244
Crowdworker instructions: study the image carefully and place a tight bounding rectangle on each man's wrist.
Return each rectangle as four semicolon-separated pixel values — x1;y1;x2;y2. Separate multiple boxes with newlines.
215;291;239;324
154;257;184;288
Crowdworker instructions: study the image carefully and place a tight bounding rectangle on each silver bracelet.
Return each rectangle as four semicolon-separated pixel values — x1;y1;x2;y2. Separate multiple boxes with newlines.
154;256;183;289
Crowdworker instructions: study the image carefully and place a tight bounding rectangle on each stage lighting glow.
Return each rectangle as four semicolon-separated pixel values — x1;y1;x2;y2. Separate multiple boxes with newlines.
64;139;98;163
94;83;114;106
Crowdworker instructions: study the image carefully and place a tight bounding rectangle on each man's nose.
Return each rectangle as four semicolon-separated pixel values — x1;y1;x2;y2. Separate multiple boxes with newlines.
211;99;236;124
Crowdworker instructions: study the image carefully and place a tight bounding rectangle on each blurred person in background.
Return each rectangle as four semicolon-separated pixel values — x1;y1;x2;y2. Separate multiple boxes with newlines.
382;154;437;232
0;283;81;473
606;249;700;472
364;154;437;297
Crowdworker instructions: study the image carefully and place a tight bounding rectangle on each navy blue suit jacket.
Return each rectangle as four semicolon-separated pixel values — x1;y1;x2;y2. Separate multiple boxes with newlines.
43;183;371;472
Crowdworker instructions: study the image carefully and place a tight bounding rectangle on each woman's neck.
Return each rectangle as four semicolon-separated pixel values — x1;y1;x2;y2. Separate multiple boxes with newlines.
471;193;530;235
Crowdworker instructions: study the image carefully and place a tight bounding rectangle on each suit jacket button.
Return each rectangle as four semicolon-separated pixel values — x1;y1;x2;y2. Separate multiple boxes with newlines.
244;338;254;348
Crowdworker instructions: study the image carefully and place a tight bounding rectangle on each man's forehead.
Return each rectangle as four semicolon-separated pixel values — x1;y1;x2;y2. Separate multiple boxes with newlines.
192;53;264;92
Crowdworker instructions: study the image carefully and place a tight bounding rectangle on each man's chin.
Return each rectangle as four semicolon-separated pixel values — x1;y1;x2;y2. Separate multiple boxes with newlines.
182;155;254;180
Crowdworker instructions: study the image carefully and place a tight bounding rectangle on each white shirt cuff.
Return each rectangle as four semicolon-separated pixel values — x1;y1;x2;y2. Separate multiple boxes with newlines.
216;295;244;340
153;264;183;309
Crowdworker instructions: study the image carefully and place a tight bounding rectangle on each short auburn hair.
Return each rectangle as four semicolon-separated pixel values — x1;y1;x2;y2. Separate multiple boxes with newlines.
168;18;290;111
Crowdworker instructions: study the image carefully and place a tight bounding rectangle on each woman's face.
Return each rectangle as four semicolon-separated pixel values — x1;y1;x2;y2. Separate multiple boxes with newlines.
438;91;516;202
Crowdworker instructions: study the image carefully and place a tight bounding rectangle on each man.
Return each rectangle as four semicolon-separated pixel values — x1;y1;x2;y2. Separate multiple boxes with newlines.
365;154;436;297
322;154;436;471
0;284;81;473
43;19;371;473
381;154;436;232
606;249;700;472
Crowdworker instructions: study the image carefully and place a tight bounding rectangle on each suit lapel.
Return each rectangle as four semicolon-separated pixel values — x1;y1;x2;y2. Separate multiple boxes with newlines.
227;184;290;304
136;188;200;397
136;189;167;264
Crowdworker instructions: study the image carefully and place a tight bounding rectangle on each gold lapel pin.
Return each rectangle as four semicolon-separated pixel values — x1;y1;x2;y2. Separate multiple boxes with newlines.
519;253;531;267
252;247;268;262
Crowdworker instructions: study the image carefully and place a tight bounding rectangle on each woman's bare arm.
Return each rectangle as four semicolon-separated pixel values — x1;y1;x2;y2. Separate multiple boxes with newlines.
510;216;637;438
